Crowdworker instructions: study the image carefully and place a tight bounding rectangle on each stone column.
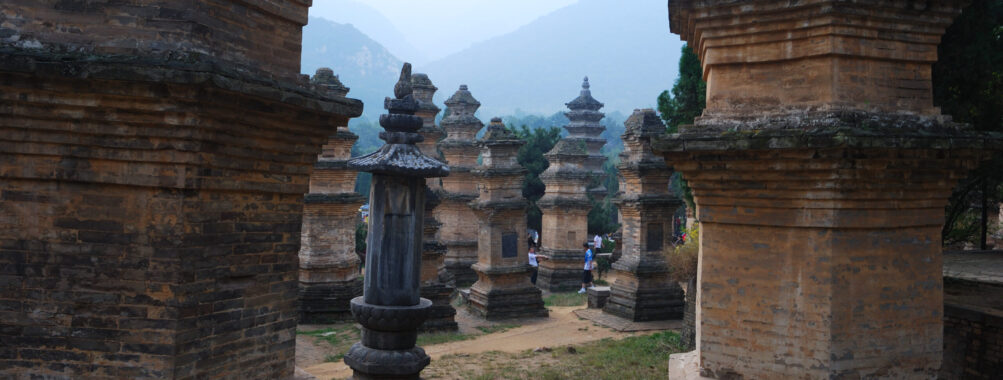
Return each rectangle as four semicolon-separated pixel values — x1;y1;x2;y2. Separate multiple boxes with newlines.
468;118;548;319
413;73;458;331
437;85;483;287
660;2;996;379
536;138;592;292
344;64;449;380
603;108;684;321
0;3;363;378
298;69;367;323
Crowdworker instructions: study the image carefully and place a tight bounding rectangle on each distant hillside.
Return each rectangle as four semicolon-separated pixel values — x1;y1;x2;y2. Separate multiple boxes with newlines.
423;0;685;117
307;0;428;64
301;17;403;120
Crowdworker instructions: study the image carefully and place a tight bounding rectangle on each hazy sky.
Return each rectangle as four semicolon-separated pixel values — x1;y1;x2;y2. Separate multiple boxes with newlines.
311;0;579;61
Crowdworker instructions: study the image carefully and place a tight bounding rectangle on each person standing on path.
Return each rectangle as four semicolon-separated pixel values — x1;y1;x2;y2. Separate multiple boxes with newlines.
528;245;540;285
578;242;594;294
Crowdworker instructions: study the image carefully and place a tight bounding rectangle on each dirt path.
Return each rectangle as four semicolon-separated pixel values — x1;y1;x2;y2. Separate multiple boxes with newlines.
303;305;649;380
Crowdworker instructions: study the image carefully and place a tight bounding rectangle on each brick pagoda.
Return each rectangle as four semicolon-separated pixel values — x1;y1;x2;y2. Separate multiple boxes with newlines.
604;108;684;322
298;69;367;323
468;118;548;320
537;134;592;292
565;77;609;201
660;1;998;378
437;85;484;287
0;2;363;378
413;73;458;331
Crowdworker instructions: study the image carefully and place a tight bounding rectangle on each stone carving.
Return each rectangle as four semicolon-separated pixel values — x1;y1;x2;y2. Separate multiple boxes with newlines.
412;73;458;332
298;68;367;323
468;118;548;320
437;84;484;287
603;108;684;322
344;63;449;380
661;1;1000;379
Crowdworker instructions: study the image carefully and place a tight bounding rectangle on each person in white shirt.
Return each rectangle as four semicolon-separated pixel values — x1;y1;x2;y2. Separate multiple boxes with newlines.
528;245;540;284
593;234;602;250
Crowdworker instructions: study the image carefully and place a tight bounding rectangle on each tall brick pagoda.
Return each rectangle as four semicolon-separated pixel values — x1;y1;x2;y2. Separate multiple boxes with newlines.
413;73;458;331
565;77;609;201
604;108;684;322
660;1;999;379
0;2;363;378
437;85;484;287
536;135;592;292
298;69;367;323
468;118;548;320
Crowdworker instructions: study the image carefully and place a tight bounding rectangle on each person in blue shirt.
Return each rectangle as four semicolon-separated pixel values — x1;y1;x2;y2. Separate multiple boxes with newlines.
578;241;594;294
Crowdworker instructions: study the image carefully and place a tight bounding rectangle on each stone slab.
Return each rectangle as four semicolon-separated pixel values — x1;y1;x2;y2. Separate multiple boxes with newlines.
573;308;683;333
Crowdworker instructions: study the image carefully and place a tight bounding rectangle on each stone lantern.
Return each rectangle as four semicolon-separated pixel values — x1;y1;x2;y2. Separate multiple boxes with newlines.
344;64;449;380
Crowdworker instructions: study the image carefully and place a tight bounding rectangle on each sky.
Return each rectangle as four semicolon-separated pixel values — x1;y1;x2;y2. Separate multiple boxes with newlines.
310;0;579;62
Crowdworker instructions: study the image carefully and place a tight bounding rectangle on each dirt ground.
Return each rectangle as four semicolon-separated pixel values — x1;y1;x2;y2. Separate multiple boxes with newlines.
299;297;651;380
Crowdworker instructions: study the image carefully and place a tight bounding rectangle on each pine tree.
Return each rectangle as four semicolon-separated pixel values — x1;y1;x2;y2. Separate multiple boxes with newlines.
657;44;707;133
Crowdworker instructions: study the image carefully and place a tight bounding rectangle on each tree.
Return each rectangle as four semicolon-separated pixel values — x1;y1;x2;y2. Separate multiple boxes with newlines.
658;43;707;210
510;124;563;231
657;44;707;133
933;0;1003;248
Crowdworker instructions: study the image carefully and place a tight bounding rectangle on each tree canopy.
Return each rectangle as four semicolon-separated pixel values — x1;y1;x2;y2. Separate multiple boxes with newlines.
657;44;706;133
510;124;563;232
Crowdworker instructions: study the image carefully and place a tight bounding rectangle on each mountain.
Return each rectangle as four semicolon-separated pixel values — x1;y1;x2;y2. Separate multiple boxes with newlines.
301;17;403;120
422;0;685;117
307;0;428;64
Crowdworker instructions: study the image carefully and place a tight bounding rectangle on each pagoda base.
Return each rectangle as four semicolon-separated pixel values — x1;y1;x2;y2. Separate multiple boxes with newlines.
419;283;458;332
468;265;547;320
604;270;684;322
444;259;478;287
299;277;363;324
536;248;586;292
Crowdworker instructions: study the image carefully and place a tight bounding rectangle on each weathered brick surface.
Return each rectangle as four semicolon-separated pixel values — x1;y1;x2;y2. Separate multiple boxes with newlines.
661;1;988;378
941;252;1003;379
0;3;363;377
1;0;311;82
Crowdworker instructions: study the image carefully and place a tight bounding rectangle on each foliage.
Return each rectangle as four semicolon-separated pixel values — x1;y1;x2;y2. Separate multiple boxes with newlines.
542;292;586;307
934;0;1003;246
657;44;706;133
658;45;705;211
355;222;367;255
510;124;563;231
666;224;699;283
349;118;383;197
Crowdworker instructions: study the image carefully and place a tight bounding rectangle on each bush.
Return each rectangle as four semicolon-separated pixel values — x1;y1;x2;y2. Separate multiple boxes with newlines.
666;224;699;283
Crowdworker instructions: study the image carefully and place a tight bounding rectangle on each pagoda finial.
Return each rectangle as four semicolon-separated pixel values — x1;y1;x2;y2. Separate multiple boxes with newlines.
582;76;590;90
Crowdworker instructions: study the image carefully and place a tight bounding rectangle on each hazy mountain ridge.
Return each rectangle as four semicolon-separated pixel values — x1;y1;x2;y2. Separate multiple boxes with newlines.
423;0;685;117
301;17;403;120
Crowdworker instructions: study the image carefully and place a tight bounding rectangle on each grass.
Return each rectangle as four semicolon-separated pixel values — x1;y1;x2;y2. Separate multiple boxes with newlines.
543;292;586;307
594;279;609;286
297;325;360;362
423;331;687;379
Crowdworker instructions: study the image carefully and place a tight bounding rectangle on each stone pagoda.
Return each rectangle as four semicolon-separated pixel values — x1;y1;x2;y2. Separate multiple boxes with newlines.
660;1;999;379
298;69;367;323
344;63;449;380
468;118;548;320
412;73;458;331
536;134;592;292
437;85;484;287
564;77;608;201
604;109;684;322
